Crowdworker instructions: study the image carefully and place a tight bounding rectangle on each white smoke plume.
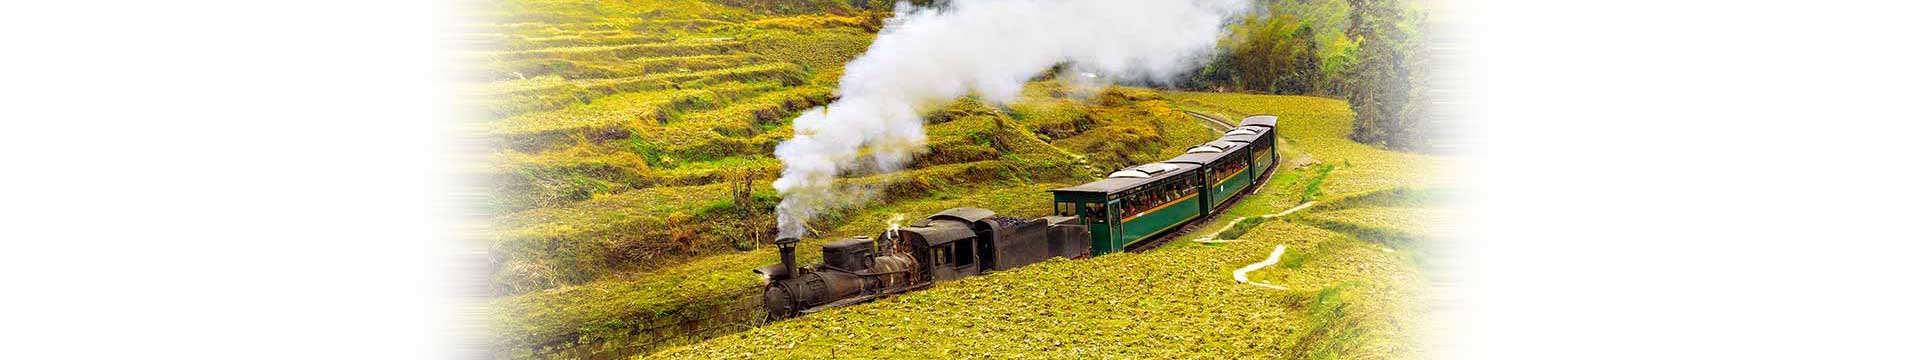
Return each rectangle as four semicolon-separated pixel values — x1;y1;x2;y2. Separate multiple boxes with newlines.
772;0;1250;238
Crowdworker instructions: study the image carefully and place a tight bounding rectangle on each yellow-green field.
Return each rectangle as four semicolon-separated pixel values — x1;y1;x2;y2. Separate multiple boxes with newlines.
653;93;1457;358
471;0;1450;358
474;0;886;297
484;84;1220;357
470;1;1232;357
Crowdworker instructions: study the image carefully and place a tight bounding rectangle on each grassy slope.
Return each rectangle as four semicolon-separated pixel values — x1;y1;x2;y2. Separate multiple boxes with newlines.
488;82;1213;358
470;0;907;295
474;1;1433;358
471;0;1219;353
655;93;1455;358
476;0;1217;298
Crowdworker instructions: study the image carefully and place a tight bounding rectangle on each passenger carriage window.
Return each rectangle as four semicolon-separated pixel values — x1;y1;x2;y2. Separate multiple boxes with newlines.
1123;193;1137;218
1055;202;1073;217
1126;197;1134;218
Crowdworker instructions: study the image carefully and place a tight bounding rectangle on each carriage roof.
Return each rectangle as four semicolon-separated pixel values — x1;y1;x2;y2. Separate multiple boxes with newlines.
1220;133;1260;144
1050;162;1198;195
1238;115;1277;128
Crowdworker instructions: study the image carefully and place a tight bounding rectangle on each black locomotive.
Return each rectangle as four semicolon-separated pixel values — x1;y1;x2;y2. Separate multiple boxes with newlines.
755;207;1090;319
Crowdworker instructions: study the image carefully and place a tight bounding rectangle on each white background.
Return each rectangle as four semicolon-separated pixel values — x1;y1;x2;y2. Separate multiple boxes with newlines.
0;1;470;358
1448;0;1920;358
1;0;1916;358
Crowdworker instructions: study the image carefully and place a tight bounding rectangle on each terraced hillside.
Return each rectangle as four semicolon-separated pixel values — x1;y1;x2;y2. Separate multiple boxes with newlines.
484;82;1217;358
655;93;1456;358
468;1;1227;358
469;0;892;296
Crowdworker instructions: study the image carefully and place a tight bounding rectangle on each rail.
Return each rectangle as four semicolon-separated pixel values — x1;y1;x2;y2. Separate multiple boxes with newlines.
1182;110;1236;132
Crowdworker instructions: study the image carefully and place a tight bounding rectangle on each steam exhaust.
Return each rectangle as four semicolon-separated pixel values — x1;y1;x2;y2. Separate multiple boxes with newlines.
770;0;1251;239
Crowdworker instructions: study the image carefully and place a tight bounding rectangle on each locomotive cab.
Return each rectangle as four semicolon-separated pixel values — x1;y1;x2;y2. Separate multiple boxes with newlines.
895;216;982;282
820;236;876;272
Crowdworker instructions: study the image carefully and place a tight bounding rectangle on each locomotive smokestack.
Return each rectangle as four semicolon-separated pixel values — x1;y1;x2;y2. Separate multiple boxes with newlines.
775;236;800;276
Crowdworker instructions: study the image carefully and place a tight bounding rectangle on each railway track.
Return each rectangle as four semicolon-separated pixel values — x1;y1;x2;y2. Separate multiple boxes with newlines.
1183;110;1237;132
1126;111;1282;253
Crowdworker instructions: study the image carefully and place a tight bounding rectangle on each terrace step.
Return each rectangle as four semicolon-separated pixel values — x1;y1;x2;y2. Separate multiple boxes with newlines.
482;39;745;62
478;62;805;119
485;53;765;81
488;80;789;151
501;32;674;51
492;182;731;241
668;84;829;129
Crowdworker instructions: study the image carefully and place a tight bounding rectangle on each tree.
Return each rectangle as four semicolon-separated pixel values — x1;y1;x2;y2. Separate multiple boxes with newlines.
1342;0;1429;150
1281;25;1321;93
1182;0;1433;151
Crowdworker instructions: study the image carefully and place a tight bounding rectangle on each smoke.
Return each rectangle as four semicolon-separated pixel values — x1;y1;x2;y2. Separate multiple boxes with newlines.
772;0;1250;238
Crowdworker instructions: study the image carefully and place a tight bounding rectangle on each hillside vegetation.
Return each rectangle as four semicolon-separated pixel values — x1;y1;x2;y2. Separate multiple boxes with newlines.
471;0;889;296
471;0;1446;358
1190;0;1435;150
655;92;1456;358
486;81;1216;358
467;1;1223;357
472;0;1218;297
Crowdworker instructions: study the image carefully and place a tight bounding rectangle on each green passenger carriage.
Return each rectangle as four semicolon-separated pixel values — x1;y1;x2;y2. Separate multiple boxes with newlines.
1049;115;1282;255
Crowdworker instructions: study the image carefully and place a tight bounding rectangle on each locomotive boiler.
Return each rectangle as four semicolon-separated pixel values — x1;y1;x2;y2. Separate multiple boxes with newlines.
755;207;1091;319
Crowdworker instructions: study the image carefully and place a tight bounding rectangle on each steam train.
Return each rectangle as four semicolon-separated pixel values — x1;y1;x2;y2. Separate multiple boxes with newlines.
756;115;1281;319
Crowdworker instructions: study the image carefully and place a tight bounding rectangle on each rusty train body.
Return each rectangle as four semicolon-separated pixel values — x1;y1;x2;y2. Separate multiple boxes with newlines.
756;115;1280;319
756;208;1090;319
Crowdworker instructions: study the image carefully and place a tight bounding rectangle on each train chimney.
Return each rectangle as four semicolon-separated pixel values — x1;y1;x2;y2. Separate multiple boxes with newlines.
775;236;800;276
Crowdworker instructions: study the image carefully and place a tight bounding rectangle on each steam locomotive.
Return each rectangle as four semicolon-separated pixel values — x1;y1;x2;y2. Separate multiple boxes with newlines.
756;115;1281;319
756;208;1091;319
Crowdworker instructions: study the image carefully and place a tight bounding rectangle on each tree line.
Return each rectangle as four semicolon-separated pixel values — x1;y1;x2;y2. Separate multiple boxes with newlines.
1188;0;1434;151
